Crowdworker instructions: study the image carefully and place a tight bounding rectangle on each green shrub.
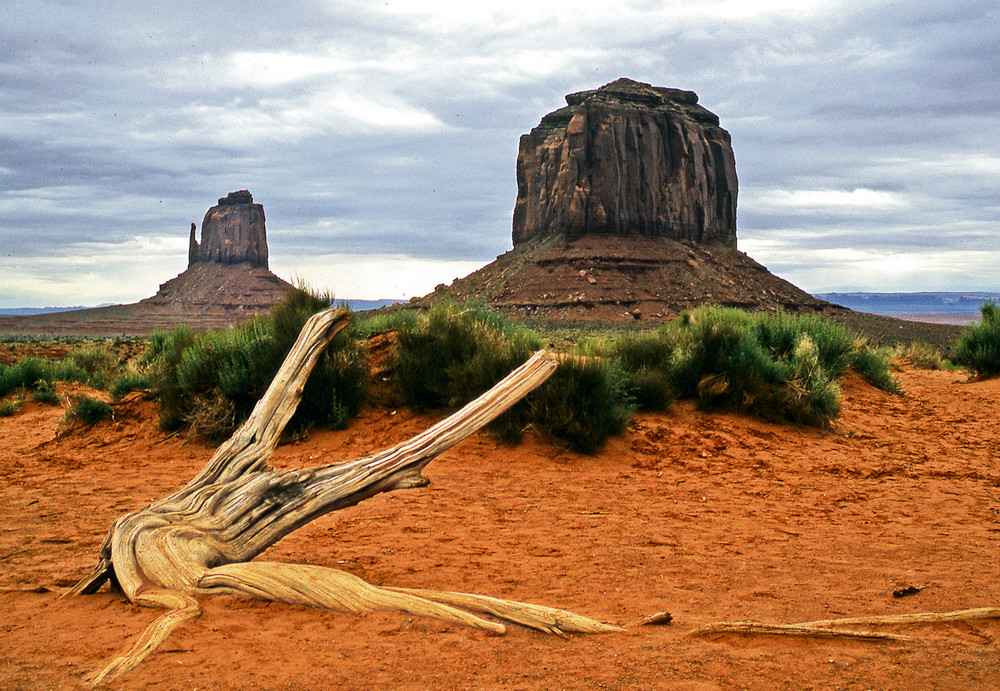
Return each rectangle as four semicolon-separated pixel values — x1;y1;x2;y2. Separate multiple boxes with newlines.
0;356;89;397
624;367;675;411
31;389;60;405
612;328;679;373
297;335;367;432
892;342;944;370
522;357;634;454
395;302;542;411
611;307;899;427
68;344;119;388
353;308;419;338
851;346;904;394
68;396;113;425
0;357;46;396
391;303;633;453
774;333;842;426
31;380;59;405
0;399;20;417
145;324;199;430
952;300;1000;378
111;374;154;399
752;312;856;378
147;289;367;440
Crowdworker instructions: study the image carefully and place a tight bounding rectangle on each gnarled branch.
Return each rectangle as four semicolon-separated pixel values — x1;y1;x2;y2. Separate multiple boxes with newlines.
68;307;619;685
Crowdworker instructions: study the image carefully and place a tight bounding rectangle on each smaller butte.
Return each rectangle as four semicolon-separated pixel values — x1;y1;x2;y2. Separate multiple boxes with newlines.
0;191;292;336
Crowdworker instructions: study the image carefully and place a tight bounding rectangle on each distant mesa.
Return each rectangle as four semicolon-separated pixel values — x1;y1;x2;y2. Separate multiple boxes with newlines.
0;191;292;336
423;78;838;323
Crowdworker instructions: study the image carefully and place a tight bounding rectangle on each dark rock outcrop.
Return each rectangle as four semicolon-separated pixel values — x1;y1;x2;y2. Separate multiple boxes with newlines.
512;78;738;248
188;223;199;266
189;190;269;269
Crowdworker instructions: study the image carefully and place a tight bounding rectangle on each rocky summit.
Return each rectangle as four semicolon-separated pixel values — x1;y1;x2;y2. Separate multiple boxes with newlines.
513;77;737;248
425;78;839;324
189;190;269;269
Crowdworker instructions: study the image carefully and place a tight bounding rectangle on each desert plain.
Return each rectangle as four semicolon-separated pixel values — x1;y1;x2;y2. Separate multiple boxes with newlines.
1;356;999;690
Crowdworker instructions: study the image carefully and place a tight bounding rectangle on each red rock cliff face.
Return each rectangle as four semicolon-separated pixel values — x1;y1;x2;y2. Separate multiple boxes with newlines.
189;190;269;268
512;78;738;248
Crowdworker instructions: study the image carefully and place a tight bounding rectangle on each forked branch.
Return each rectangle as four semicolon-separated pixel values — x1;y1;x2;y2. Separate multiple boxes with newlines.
69;307;620;686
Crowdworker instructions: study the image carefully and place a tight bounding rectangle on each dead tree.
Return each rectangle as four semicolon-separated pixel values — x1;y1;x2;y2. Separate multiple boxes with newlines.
67;307;620;685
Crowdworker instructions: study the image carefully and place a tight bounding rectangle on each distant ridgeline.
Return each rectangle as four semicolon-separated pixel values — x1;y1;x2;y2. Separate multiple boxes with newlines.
815;292;1000;317
0;299;399;317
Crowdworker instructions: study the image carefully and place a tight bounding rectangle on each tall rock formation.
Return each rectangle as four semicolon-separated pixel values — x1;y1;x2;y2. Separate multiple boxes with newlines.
189;190;269;269
512;78;738;248
0;191;292;336
423;79;837;324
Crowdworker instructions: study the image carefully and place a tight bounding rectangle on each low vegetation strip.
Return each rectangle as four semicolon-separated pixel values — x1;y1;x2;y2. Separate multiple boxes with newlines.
9;291;1000;454
609;306;902;427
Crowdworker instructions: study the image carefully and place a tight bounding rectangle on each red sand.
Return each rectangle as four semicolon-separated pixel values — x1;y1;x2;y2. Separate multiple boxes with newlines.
2;368;999;689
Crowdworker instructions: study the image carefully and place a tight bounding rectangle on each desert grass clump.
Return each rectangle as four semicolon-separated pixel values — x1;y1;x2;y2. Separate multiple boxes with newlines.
600;329;676;411
67;343;120;389
623;367;675;411
607;307;900;427
952;300;1000;378
774;333;842;426
67;395;113;425
394;302;543;411
392;303;633;452
31;380;60;405
850;346;904;394
523;357;634;454
0;398;21;417
147;289;367;440
353;307;419;338
0;357;47;397
144;324;199;430
111;374;155;400
751;311;856;378
0;356;89;398
891;342;945;370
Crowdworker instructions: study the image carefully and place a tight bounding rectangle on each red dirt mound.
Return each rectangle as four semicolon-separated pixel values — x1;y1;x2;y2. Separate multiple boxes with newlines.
1;370;998;689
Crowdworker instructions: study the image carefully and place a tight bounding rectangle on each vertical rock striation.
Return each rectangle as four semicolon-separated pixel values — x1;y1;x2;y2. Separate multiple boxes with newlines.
190;190;269;269
512;78;738;248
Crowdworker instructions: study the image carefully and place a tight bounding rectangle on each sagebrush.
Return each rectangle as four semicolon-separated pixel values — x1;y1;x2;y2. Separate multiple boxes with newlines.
147;290;367;440
609;307;900;426
952;300;1000;378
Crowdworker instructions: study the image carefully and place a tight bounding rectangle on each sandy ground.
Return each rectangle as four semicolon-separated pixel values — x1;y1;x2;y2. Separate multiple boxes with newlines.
1;367;999;690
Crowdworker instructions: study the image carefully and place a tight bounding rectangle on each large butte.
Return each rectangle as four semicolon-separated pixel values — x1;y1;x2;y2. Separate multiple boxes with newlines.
423;77;839;323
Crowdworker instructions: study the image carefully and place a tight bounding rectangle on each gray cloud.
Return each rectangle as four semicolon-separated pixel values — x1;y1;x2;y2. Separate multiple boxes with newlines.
2;0;998;305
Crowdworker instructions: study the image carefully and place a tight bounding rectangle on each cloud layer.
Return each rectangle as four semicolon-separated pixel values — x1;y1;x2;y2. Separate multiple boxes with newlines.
2;0;998;306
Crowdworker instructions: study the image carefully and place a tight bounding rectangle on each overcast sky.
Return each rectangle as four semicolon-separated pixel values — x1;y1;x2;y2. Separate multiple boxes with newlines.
2;0;998;308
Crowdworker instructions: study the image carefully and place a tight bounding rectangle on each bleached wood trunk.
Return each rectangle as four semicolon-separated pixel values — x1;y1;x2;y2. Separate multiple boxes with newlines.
68;307;619;686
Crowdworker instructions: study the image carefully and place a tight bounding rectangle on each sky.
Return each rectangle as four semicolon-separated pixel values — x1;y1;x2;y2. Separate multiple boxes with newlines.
2;0;998;308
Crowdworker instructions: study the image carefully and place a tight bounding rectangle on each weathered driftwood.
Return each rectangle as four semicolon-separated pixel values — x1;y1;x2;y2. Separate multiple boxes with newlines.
689;607;1000;643
688;621;910;642
794;606;1000;628
68;307;620;686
